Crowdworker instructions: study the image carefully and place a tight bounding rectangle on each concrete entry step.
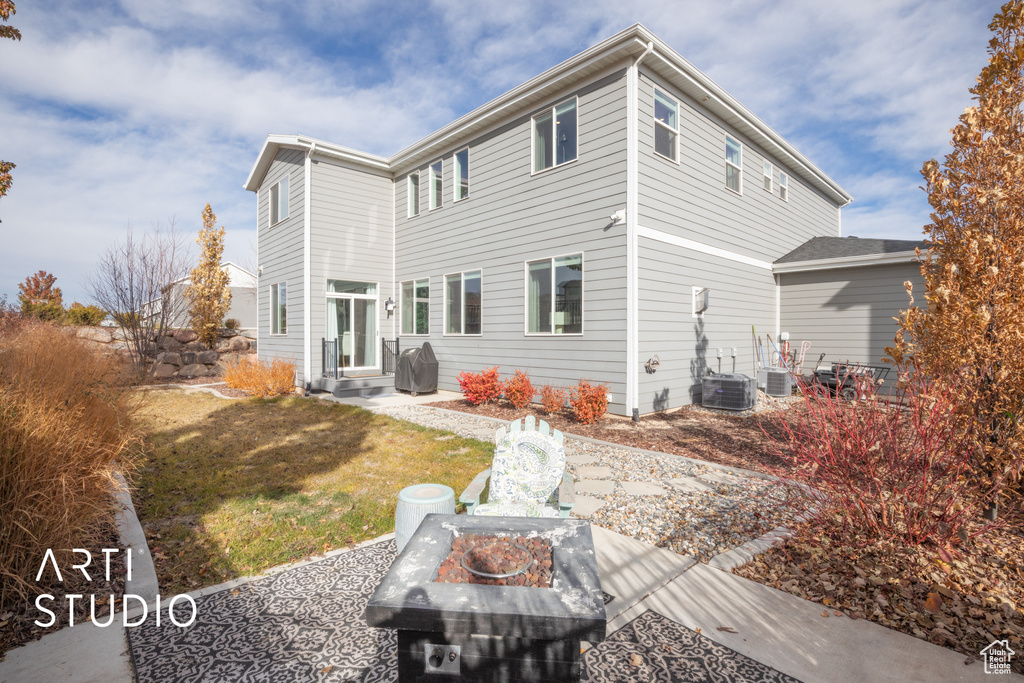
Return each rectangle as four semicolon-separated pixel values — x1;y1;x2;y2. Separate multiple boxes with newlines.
322;374;395;398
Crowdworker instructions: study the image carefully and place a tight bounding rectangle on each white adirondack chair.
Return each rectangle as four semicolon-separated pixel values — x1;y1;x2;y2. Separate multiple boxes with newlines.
459;416;576;518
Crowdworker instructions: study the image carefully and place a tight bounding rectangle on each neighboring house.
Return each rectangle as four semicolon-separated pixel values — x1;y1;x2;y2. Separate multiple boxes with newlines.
146;262;258;329
244;24;922;418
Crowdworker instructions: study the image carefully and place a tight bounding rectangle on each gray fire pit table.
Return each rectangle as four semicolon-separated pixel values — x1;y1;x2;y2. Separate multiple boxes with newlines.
363;513;606;682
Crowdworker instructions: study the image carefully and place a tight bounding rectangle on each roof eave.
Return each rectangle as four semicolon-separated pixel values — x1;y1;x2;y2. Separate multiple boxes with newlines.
243;135;390;192
773;250;921;273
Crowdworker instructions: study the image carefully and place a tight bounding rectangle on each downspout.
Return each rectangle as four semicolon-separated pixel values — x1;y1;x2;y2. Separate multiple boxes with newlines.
626;41;654;422
303;142;315;391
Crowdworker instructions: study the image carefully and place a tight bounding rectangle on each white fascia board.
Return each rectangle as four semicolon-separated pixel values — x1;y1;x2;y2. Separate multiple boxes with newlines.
637;226;774;270
772;251;921;273
244;135;389;192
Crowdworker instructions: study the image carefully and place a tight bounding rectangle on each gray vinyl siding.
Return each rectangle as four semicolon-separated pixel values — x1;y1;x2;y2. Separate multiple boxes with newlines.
309;156;394;387
636;69;839;262
257;147;305;384
637;236;777;413
394;70;630;415
779;262;923;370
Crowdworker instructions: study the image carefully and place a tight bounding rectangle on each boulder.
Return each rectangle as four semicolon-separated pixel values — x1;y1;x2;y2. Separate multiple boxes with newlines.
157;336;183;351
76;327;113;344
220;328;239;338
214;338;232;351
173;330;199;344
197;350;219;365
183;341;208;352
209;361;228;377
229;336;251;352
179;352;198;366
179;363;208;378
240;329;258;340
152;364;178;378
156;352;182;367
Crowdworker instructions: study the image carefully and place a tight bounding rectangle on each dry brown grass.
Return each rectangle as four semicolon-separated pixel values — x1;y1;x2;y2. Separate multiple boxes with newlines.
0;323;139;611
223;355;296;397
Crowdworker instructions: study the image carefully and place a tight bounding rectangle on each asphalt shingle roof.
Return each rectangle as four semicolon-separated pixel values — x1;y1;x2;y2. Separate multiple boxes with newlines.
774;236;928;264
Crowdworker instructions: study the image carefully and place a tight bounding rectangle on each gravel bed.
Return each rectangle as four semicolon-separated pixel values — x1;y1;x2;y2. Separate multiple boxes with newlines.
370;404;795;563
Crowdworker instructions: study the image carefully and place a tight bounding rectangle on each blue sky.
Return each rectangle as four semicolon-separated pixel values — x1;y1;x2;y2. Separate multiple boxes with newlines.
0;0;1006;304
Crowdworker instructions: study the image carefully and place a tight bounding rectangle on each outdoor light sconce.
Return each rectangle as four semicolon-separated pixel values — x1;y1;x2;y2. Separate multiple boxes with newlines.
644;354;660;374
609;209;625;225
385;297;396;319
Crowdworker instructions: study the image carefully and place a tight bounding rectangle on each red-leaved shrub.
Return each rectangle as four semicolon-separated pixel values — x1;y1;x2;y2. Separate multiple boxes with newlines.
457;366;501;406
540;385;567;416
766;371;997;550
569;379;609;424
502;370;535;410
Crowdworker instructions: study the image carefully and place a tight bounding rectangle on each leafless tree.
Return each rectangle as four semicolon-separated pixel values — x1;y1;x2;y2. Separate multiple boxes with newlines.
87;221;192;373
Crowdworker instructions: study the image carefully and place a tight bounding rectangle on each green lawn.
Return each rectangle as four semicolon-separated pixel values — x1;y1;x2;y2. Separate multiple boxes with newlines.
132;390;493;594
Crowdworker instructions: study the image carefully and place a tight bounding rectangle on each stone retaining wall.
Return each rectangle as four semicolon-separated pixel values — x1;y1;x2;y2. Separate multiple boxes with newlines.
70;326;258;379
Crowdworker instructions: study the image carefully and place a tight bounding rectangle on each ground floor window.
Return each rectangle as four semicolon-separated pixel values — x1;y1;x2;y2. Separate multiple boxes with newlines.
445;270;481;335
326;280;377;368
270;282;287;335
401;278;429;335
526;254;582;334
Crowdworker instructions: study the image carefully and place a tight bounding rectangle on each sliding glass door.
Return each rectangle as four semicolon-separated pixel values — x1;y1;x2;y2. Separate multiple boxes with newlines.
326;281;377;372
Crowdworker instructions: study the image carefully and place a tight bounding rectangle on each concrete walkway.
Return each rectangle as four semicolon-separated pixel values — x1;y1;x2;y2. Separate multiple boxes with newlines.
2;391;1018;682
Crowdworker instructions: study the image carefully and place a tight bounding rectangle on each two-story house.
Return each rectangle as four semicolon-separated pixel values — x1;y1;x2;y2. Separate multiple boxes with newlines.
244;24;915;419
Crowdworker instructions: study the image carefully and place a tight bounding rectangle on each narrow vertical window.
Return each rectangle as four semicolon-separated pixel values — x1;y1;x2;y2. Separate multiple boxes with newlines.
269;176;289;225
454;149;469;201
408;173;420;217
763;160;773;192
725;136;742;193
533;97;578;172
401;278;430;335
779;172;789;202
444;270;482;334
429;160;442;210
270;282;287;334
654;90;678;161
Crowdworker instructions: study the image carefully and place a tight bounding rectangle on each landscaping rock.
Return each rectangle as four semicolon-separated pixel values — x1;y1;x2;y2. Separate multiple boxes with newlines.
76;327;113;344
179;363;208;378
210;361;228;377
240;329;258;340
229;336;250;351
214;338;232;351
152;363;178;379
197;350;219;364
156;352;182;367
183;341;208;352
173;330;199;344
221;328;239;338
179;352;197;366
157;336;183;351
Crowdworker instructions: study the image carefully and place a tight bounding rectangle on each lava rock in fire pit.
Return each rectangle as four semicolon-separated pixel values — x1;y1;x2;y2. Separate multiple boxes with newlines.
436;534;553;588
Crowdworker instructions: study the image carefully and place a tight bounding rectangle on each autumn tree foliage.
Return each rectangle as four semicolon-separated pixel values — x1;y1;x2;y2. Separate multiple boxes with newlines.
186;204;232;346
0;1;19;207
17;270;64;321
888;1;1024;514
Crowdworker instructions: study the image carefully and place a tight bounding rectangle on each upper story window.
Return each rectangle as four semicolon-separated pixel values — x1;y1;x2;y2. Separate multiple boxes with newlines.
408;173;420;217
533;97;578;173
270;282;287;335
429;161;442;210
269;176;289;226
653;90;678;161
526;254;583;335
445;270;481;335
401;278;430;335
454;148;470;201
779;172;789;202
763;160;773;192
725;136;742;194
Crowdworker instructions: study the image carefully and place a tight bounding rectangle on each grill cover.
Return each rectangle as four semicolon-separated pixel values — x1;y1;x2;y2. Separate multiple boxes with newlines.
395;342;438;394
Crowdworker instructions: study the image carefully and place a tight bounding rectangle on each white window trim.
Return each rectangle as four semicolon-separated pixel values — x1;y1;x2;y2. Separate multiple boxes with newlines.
531;95;580;176
269;174;290;227
763;160;773;192
779;172;789;202
270;281;287;336
407;173;420;218
725;136;743;195
324;279;380;371
429;160;442;211
443;269;482;336
399;277;430;337
523;252;585;336
453;148;470;202
652;89;679;164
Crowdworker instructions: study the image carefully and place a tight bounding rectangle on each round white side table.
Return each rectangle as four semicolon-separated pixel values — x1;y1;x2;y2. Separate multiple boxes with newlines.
395;483;455;553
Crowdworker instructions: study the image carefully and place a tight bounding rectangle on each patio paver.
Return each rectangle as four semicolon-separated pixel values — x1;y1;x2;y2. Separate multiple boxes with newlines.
619;480;667;496
570;494;606;517
576;465;614;479
575;479;616;495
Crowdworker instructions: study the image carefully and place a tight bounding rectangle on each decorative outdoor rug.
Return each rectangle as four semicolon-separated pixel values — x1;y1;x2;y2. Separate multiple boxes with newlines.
127;540;398;683
582;610;802;682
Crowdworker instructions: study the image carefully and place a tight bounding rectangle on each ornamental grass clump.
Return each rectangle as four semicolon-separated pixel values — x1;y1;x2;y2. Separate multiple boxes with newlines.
223;355;296;398
765;371;998;552
0;323;138;611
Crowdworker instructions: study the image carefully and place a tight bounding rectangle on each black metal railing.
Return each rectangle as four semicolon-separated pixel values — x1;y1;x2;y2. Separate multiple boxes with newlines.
381;338;399;376
322;338;339;379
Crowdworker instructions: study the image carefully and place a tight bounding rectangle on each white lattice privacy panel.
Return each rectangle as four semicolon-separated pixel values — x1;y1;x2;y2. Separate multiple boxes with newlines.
395;483;456;553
